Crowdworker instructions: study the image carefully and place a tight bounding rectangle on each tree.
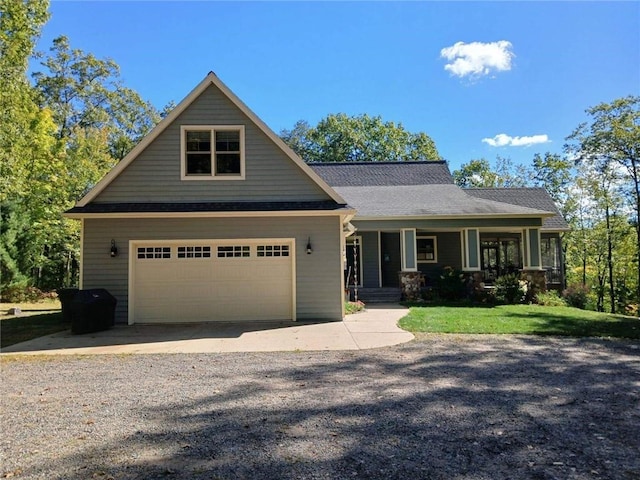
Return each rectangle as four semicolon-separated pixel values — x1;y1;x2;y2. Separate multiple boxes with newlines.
0;0;50;201
452;159;499;187
32;35;160;160
280;113;440;163
566;96;640;304
452;157;528;188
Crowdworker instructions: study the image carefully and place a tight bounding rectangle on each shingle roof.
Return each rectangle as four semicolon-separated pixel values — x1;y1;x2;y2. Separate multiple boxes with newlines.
333;185;553;218
465;188;570;231
65;201;347;215
309;161;454;186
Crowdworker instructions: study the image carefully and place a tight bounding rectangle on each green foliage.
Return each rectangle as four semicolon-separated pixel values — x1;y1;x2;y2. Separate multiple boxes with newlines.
494;274;527;304
535;290;567;307
435;266;467;301
566;95;640;305
345;301;366;314
563;283;590;309
452;156;528;188
280;113;440;163
0;284;49;303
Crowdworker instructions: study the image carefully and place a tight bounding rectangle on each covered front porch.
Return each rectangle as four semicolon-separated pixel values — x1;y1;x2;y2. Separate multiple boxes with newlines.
345;226;564;301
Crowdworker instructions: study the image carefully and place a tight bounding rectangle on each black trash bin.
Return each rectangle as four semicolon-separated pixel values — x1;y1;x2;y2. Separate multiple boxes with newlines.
71;289;117;334
57;288;80;324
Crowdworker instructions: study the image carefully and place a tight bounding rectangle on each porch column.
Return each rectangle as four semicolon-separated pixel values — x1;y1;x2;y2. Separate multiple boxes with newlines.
462;228;480;270
522;228;546;297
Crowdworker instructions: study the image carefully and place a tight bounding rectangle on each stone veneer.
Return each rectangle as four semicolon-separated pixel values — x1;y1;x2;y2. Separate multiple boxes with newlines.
519;269;547;301
398;271;422;301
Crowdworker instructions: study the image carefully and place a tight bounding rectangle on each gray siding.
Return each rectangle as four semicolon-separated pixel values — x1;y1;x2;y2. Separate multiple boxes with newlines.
95;85;331;203
353;217;543;230
82;216;343;323
417;232;462;283
360;231;380;288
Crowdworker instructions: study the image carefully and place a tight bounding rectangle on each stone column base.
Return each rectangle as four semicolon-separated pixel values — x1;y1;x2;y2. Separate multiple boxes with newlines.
520;270;547;301
398;271;422;301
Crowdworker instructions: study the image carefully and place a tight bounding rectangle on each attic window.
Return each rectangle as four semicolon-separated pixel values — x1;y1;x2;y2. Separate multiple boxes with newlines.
181;126;245;180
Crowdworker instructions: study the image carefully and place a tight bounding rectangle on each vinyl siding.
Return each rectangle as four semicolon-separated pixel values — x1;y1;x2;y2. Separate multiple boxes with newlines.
360;231;380;288
353;217;543;230
416;232;462;282
94;85;331;203
82;216;343;323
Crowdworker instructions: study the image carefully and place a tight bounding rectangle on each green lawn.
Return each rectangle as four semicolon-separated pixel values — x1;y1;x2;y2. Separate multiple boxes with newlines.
1;300;68;348
399;304;640;339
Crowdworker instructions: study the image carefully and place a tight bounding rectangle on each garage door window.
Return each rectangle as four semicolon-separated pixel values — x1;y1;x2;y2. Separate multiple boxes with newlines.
177;246;211;258
257;245;289;257
217;246;250;258
137;247;171;259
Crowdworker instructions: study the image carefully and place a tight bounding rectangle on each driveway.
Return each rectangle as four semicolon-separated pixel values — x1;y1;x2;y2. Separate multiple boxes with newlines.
0;304;413;355
1;335;638;480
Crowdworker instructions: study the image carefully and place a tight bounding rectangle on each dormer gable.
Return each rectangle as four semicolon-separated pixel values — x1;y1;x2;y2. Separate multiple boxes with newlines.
75;72;344;207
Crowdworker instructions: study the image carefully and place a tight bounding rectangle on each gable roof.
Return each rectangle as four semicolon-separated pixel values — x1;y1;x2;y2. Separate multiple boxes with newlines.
309;161;454;186
75;72;345;207
465;188;570;231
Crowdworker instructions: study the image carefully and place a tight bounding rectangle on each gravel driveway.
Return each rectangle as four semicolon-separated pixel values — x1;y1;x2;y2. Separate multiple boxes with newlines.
2;335;639;480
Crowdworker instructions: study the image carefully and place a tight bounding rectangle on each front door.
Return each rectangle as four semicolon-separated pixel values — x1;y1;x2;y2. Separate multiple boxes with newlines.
380;232;401;287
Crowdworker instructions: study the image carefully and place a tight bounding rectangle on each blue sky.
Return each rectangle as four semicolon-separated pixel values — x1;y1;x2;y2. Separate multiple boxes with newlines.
36;1;639;171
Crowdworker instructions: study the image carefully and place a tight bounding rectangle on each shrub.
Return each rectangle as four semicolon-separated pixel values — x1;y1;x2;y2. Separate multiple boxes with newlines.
435;266;466;301
562;283;590;309
494;274;527;304
535;290;566;307
345;300;366;314
0;284;48;303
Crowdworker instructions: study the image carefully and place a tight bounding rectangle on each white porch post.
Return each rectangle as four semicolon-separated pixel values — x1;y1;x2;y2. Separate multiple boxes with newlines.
462;228;480;271
400;228;417;271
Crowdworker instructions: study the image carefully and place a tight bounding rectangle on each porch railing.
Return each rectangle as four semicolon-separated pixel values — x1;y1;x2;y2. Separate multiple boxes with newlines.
482;266;562;285
544;267;562;284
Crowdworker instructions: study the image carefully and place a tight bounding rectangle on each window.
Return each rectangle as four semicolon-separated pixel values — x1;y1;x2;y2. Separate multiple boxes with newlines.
137;247;171;259
217;245;250;258
177;246;211;258
416;236;437;263
257;245;290;257
181;126;245;180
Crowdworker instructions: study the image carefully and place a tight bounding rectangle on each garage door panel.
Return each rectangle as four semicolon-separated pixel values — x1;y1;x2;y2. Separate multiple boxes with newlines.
133;241;293;323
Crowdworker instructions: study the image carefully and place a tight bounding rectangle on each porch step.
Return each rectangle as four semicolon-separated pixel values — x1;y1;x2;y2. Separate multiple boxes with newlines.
349;287;402;304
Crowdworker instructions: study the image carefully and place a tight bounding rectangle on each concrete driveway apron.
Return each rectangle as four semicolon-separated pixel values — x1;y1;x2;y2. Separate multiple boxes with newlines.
1;304;413;355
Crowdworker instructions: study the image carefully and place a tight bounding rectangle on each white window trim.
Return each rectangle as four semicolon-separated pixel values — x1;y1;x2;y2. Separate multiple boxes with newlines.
180;125;246;180
416;235;438;264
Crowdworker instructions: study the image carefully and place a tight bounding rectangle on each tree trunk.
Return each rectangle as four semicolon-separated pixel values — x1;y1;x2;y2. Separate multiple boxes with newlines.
605;204;616;314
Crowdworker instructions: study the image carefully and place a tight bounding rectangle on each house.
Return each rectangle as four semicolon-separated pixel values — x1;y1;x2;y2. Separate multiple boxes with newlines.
66;73;568;324
65;72;356;324
309;162;569;302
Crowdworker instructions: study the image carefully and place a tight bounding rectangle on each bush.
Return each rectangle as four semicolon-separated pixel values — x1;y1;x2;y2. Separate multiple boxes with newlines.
435;266;466;301
345;300;365;314
494;274;527;304
563;283;590;309
0;283;50;303
536;290;566;307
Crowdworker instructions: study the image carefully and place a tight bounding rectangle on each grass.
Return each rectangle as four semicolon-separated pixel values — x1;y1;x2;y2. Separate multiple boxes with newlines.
399;303;640;339
1;300;68;349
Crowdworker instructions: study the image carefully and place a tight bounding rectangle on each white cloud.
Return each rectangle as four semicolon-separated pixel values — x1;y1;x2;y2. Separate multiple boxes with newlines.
482;133;550;147
440;40;514;79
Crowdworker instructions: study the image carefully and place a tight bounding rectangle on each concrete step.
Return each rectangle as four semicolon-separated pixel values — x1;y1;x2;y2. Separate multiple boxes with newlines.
348;288;402;304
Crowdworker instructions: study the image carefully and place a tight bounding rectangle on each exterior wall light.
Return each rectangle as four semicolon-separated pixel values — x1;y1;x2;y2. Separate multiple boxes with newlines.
110;239;118;257
306;237;313;254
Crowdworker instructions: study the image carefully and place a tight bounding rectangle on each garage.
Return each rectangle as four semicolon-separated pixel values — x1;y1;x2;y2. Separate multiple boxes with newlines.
130;239;295;323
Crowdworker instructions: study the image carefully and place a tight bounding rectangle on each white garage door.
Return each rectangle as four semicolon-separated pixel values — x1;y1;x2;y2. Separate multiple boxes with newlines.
131;240;294;323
